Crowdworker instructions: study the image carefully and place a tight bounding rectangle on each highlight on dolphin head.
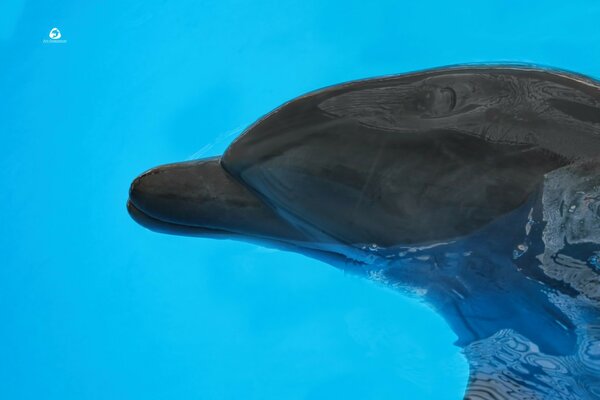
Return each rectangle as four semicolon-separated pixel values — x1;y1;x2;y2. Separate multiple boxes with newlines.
128;65;600;399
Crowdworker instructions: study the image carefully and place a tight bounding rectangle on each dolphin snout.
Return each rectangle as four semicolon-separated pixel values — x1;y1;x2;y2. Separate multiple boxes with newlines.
127;157;307;242
128;157;224;228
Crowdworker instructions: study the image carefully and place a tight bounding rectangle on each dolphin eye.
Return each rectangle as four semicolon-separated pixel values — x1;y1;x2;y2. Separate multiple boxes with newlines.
428;86;457;116
411;86;457;117
440;87;457;110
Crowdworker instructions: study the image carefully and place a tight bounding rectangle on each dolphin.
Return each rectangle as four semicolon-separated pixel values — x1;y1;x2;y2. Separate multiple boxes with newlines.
128;65;600;399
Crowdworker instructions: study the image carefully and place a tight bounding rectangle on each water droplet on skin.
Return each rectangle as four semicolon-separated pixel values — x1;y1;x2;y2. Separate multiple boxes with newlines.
513;243;529;259
588;255;600;270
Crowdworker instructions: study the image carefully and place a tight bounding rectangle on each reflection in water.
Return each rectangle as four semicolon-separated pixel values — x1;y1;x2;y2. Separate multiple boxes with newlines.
361;161;600;399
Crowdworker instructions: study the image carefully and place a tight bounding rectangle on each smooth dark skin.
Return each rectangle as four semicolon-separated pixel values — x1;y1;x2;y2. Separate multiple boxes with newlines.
128;66;600;399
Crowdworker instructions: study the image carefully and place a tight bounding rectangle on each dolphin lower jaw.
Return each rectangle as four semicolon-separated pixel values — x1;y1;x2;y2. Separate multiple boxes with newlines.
126;199;234;238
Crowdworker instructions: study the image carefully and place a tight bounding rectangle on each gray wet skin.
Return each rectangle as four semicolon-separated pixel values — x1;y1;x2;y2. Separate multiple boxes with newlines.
128;65;600;399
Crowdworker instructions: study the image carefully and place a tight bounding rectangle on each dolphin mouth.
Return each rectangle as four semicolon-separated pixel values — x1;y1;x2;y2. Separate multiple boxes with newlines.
126;199;233;237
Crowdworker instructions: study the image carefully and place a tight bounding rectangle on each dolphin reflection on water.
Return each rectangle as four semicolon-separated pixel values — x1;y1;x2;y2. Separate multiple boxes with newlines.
128;65;600;399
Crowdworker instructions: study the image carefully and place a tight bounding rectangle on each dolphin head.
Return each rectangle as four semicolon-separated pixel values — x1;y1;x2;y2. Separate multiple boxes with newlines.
127;157;307;244
127;66;600;399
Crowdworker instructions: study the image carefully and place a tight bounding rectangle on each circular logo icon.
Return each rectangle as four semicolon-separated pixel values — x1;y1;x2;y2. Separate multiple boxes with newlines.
49;28;61;40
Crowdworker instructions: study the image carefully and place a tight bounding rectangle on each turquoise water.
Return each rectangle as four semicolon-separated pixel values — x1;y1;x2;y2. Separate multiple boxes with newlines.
2;1;600;399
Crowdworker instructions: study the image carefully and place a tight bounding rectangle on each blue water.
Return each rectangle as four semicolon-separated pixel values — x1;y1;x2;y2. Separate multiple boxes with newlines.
2;1;600;399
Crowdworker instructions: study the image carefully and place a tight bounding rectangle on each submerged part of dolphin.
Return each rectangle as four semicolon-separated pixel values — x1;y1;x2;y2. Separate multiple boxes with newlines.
128;66;600;399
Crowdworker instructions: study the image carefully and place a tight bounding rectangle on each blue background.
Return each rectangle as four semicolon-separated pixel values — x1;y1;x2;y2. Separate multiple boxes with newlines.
2;1;599;398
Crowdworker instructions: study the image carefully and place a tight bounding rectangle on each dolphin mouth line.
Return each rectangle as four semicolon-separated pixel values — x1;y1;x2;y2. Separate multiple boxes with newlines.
126;199;233;237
